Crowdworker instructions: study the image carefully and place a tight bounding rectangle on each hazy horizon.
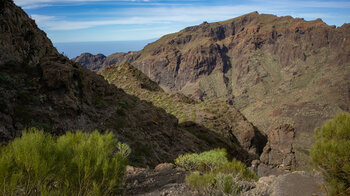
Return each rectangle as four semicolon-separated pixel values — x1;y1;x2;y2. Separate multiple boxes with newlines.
54;39;156;59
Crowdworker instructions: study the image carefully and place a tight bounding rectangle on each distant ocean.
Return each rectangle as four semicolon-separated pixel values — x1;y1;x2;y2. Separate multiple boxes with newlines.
54;39;156;59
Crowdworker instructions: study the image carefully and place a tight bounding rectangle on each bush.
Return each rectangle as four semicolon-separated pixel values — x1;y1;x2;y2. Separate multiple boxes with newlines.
0;128;130;195
310;113;350;195
175;149;257;195
186;171;215;193
186;172;242;195
216;158;258;181
175;148;228;172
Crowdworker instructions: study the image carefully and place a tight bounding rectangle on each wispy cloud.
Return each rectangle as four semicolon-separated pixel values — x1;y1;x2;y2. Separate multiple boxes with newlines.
31;2;339;31
31;5;267;30
251;0;350;8
14;0;150;9
18;0;350;42
30;14;56;23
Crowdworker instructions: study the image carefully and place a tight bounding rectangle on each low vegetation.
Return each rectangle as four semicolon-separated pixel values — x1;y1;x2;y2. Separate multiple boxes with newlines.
175;149;257;195
0;128;130;195
102;63;250;137
310;113;350;195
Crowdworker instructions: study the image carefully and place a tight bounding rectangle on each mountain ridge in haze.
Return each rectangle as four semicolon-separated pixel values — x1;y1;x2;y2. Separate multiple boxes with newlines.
55;39;156;59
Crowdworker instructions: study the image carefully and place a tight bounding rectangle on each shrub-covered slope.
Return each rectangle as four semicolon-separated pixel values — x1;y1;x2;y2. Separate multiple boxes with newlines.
102;63;266;158
0;0;251;167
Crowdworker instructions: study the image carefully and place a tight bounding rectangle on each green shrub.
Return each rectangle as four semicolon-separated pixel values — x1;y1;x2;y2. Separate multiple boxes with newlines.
186;171;215;192
216;158;258;181
175;148;228;172
214;173;242;195
175;149;257;195
310;113;350;195
186;172;242;195
0;128;130;195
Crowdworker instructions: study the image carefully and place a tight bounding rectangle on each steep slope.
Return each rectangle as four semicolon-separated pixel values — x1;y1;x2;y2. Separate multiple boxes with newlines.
74;12;350;167
102;63;266;158
0;0;255;167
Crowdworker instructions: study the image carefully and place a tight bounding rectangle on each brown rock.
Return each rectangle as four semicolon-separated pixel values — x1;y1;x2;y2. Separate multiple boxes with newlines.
122;164;195;196
258;124;296;176
243;171;327;196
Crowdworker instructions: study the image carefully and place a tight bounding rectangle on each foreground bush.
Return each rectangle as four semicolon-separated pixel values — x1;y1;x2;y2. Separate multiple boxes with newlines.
0;128;130;195
175;148;228;172
310;113;350;195
175;149;257;195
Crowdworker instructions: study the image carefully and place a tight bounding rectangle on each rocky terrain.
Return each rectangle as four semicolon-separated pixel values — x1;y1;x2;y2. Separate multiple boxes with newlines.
121;163;326;196
0;0;261;168
0;0;339;195
75;12;350;168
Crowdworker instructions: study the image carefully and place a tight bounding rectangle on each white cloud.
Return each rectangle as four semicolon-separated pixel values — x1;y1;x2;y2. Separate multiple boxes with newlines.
30;5;261;30
256;0;350;8
30;14;56;23
14;0;150;9
27;1;346;31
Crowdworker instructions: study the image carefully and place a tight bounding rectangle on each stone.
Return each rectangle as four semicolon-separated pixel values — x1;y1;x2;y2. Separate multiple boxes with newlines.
258;124;296;176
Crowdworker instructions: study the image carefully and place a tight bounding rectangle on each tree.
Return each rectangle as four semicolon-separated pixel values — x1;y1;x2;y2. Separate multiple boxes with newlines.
310;113;350;195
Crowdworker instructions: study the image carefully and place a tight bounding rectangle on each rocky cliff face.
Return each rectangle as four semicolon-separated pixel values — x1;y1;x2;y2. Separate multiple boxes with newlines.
0;0;255;167
74;12;350;168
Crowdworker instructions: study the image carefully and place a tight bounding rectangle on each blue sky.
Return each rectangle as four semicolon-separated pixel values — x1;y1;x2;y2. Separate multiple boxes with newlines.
14;0;350;43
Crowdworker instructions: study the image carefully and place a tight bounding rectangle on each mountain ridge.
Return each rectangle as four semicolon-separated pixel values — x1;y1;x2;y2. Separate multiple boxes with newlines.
74;12;350;168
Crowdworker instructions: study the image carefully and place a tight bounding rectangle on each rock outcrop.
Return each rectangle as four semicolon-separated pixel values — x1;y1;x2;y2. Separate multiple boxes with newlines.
255;124;296;176
122;163;195;196
72;53;106;71
243;171;326;196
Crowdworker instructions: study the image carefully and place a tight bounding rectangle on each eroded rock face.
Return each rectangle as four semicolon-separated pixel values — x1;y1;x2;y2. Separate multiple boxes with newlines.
257;124;296;176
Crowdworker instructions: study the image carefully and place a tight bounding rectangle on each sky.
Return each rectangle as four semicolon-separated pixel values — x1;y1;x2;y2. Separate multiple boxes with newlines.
14;0;350;43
